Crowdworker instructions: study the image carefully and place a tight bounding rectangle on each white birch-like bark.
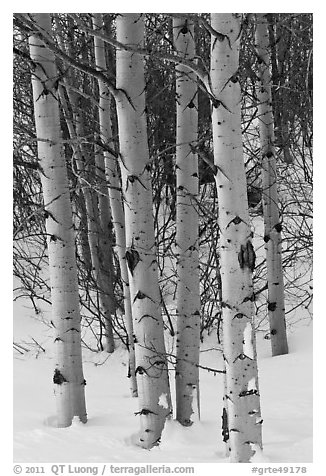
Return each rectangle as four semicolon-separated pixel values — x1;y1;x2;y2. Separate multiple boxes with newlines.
210;13;263;462
173;18;201;426
255;14;289;357
28;13;87;427
92;13;137;395
115;14;172;448
94;145;116;353
54;19;115;353
72;88;115;354
59;83;115;353
76;127;115;354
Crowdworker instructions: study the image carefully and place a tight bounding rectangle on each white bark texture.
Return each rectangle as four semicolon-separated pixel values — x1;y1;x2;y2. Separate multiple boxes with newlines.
92;13;137;393
94;146;116;352
28;13;87;427
255;14;288;357
67;90;115;353
116;14;172;448
72;88;115;354
210;13;263;462
173;18;201;426
55;21;115;353
56;86;92;278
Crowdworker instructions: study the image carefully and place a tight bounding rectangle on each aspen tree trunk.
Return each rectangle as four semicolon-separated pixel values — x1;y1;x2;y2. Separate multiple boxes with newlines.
210;13;263;462
54;20;115;353
75;113;115;353
173;17;201;426
115;13;171;448
74;191;92;274
94;145;116;353
71;86;115;355
92;13;137;395
55;86;91;280
255;14;288;357
28;13;87;427
58;82;115;353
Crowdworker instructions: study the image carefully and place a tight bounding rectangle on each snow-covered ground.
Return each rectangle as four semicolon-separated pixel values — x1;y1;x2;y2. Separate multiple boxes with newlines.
13;295;313;465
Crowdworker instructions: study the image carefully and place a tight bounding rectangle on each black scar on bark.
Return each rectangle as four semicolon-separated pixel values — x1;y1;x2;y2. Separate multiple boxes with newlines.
243;293;255;303
233;353;253;362
127;175;136;183
239;388;258;397
126;175;146;190
133;290;154;303
125;248;141;276
263;234;271;243
43;210;58;222
222;407;229;442
226;215;243;228
53;368;68;385
134;409;158;416
238;241;256;272
135;366;148;375
268;301;277;311
230;73;239;84
180;20;190;35
274;223;282;233
270;329;277;335
154;360;165;367
138;314;157;323
233;313;244;319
